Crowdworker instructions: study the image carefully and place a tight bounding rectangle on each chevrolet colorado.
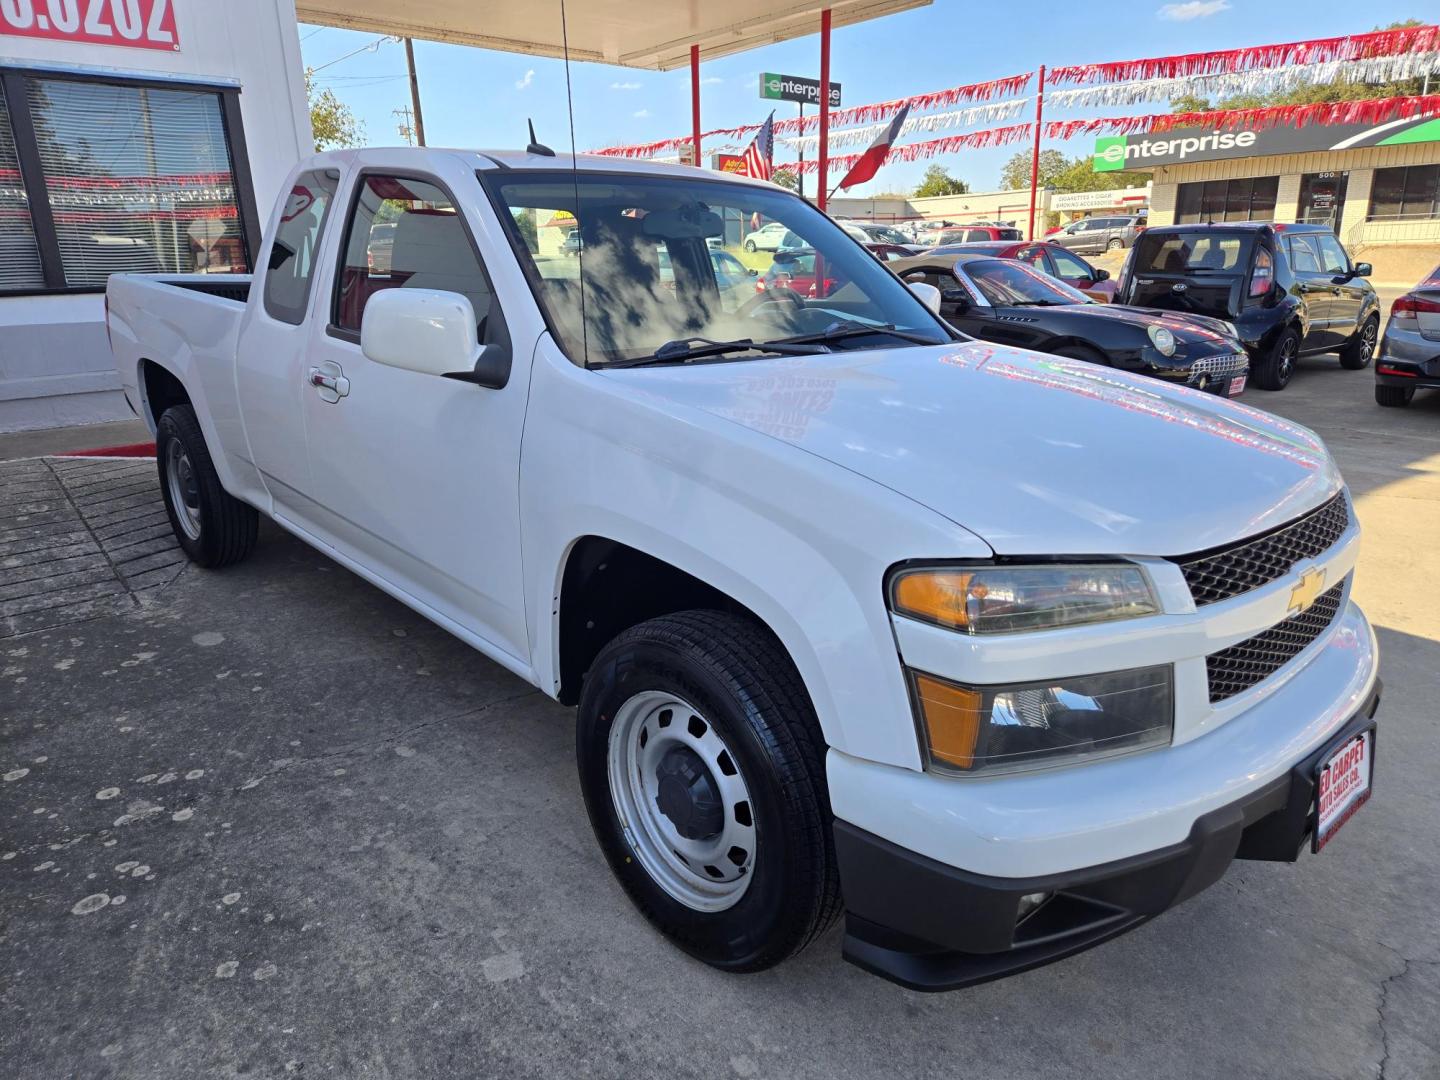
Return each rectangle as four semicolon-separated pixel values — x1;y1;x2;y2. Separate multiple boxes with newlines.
106;148;1380;990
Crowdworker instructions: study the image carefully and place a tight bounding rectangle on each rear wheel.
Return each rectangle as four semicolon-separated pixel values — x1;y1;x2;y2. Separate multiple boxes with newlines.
576;610;840;972
156;404;258;568
1106;237;1124;251
1339;316;1378;370
1253;326;1300;391
1375;384;1414;408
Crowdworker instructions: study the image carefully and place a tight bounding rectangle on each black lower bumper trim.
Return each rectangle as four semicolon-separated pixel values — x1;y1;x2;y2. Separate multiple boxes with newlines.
836;683;1380;991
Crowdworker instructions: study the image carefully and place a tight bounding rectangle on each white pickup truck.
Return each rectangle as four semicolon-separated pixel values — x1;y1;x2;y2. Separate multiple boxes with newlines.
107;147;1380;991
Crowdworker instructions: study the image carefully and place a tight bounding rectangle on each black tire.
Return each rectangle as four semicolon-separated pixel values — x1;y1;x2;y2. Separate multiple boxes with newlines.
1375;384;1414;408
1106;237;1124;251
155;404;258;569
1339;315;1379;370
1054;343;1109;366
744;239;757;253
1252;326;1300;391
576;610;841;973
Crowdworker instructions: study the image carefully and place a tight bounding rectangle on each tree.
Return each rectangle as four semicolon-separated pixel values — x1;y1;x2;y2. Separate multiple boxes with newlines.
1000;149;1066;191
771;168;799;191
1000;149;1146;193
306;69;364;151
913;165;969;197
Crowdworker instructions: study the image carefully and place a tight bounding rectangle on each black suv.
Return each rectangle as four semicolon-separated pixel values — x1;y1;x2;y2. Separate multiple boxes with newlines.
1114;223;1380;390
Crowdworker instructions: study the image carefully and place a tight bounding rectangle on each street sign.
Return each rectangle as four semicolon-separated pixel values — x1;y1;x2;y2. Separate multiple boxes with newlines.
760;72;841;108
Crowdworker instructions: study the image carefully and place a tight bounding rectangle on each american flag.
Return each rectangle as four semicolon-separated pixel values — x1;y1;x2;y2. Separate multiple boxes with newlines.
742;111;775;182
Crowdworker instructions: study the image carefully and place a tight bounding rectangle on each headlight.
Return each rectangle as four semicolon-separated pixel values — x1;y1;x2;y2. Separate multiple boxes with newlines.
909;664;1174;775
890;564;1159;635
1147;324;1177;357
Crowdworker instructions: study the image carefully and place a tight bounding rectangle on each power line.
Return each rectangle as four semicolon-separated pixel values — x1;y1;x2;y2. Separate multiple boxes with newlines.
309;35;398;74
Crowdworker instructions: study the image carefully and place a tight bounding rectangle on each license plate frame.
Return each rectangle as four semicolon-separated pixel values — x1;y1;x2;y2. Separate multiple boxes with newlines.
1312;725;1375;853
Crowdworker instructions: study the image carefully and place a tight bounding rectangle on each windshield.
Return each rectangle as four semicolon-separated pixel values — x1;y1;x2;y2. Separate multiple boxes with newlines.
864;225;911;245
483;169;948;365
1135;232;1252;274
964;259;1091;306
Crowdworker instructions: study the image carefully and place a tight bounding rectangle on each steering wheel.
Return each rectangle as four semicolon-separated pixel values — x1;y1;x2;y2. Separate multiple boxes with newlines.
737;284;805;319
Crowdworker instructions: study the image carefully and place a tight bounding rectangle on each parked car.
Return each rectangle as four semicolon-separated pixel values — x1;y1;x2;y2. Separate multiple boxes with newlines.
755;247;837;297
1052;215;1146;254
1374;264;1440;407
562;229;583;256
658;247;757;309
890;251;1250;395
855;222;923;250
928;240;1117;302
742;220;789;252
865;241;916;263
933;224;1023;246
106;147;1379;992
1115;223;1380;391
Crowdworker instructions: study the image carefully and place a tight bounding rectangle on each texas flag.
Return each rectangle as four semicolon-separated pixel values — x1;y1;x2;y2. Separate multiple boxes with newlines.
835;103;911;191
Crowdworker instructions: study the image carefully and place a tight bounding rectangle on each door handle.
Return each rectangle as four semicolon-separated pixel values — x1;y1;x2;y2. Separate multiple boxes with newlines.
308;366;350;402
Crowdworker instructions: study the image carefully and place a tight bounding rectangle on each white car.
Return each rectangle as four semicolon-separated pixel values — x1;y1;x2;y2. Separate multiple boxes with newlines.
107;148;1381;991
743;221;789;252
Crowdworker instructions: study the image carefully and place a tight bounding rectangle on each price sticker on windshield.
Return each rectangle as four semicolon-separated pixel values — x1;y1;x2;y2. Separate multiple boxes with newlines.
0;0;180;52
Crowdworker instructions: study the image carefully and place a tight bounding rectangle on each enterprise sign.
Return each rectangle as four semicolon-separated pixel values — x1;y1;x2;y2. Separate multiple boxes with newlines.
760;72;841;107
1093;116;1440;171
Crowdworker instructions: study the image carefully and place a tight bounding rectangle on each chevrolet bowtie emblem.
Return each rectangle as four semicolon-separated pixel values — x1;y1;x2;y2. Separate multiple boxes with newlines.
1288;566;1327;614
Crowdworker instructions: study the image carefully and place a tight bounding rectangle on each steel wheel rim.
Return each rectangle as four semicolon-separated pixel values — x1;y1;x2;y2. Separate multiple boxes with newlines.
607;690;756;912
1360;322;1376;362
165;439;202;541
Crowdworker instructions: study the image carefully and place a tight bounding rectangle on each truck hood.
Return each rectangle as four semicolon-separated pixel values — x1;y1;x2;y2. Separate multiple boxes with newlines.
610;340;1340;556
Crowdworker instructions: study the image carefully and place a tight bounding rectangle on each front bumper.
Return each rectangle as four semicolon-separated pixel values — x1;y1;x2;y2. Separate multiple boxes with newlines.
836;684;1381;991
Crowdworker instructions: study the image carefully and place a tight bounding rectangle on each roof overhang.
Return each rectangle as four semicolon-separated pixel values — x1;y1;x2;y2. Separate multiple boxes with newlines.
294;0;930;70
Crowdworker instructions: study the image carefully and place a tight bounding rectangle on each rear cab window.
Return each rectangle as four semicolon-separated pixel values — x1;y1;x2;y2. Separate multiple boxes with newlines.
263;169;340;325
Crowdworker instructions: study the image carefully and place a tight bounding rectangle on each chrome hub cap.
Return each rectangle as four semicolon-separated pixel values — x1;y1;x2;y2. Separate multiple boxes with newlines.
607;691;756;912
165;439;202;541
1279;337;1296;378
1360;323;1376;362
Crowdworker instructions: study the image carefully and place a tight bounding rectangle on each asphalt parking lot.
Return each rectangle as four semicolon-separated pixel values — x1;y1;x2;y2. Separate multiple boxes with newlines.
3;361;1438;1079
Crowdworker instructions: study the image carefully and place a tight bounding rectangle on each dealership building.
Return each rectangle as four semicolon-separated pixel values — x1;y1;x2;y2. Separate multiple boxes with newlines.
0;1;312;432
1112;118;1440;248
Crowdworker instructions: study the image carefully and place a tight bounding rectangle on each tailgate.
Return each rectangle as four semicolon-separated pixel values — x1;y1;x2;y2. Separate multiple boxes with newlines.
1128;273;1241;319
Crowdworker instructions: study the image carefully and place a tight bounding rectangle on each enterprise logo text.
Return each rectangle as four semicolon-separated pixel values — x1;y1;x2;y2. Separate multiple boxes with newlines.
1098;130;1257;167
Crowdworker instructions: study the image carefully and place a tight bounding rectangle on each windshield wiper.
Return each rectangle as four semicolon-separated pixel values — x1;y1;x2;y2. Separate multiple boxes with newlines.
607;336;829;369
766;321;942;348
1008;300;1065;307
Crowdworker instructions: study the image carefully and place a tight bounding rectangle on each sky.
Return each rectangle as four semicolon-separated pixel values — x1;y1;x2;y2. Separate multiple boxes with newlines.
298;1;1427;197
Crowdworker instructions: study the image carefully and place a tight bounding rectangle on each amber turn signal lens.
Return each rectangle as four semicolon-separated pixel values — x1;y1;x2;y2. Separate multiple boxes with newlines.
892;571;975;630
911;672;982;770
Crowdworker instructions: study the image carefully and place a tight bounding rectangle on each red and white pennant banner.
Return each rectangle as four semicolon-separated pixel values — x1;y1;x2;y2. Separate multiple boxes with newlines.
1048;24;1440;85
787;124;1033;175
1045;94;1440;140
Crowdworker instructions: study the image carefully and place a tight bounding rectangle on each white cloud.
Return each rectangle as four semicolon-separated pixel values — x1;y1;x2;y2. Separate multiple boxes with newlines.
633;108;650;118
701;76;723;85
515;68;535;90
611;80;642;90
1158;0;1230;19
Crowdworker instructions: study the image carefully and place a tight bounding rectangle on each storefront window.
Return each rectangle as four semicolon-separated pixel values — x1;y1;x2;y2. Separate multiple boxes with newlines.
0;83;45;291
1369;165;1440;221
1175;177;1278;224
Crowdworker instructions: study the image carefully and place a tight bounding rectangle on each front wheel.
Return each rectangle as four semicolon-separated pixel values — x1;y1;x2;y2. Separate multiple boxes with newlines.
1339;315;1379;369
1375;384;1414;408
156;404;258;568
1253;326;1300;391
576;611;840;973
1106;237;1124;251
744;240;757;253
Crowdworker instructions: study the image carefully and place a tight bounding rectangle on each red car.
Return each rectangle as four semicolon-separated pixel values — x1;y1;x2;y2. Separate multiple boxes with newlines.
926;239;1117;302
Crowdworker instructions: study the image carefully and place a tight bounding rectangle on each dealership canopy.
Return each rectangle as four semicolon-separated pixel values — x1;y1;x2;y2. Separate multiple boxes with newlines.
293;0;928;70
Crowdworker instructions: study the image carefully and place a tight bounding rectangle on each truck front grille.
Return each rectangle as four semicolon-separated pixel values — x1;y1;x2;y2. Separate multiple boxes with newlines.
1174;493;1349;606
1206;582;1345;702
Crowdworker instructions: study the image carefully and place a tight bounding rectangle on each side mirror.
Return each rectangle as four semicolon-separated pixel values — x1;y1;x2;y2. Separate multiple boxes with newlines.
1094;268;1111;281
361;288;509;388
1353;262;1372;278
908;281;941;315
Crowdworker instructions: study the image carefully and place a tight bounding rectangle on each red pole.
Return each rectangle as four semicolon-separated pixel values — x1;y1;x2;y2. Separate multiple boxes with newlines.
690;44;701;168
1027;64;1045;241
818;8;831;212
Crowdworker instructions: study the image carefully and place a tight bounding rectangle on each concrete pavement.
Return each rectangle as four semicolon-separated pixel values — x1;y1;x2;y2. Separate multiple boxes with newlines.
2;362;1437;1079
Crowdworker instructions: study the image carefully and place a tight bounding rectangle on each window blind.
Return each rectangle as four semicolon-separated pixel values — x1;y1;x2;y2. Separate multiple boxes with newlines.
26;78;247;286
0;82;45;291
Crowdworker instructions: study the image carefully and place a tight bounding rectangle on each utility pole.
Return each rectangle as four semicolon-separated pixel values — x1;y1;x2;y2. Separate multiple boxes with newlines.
393;107;415;146
797;102;805;199
404;37;427;146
